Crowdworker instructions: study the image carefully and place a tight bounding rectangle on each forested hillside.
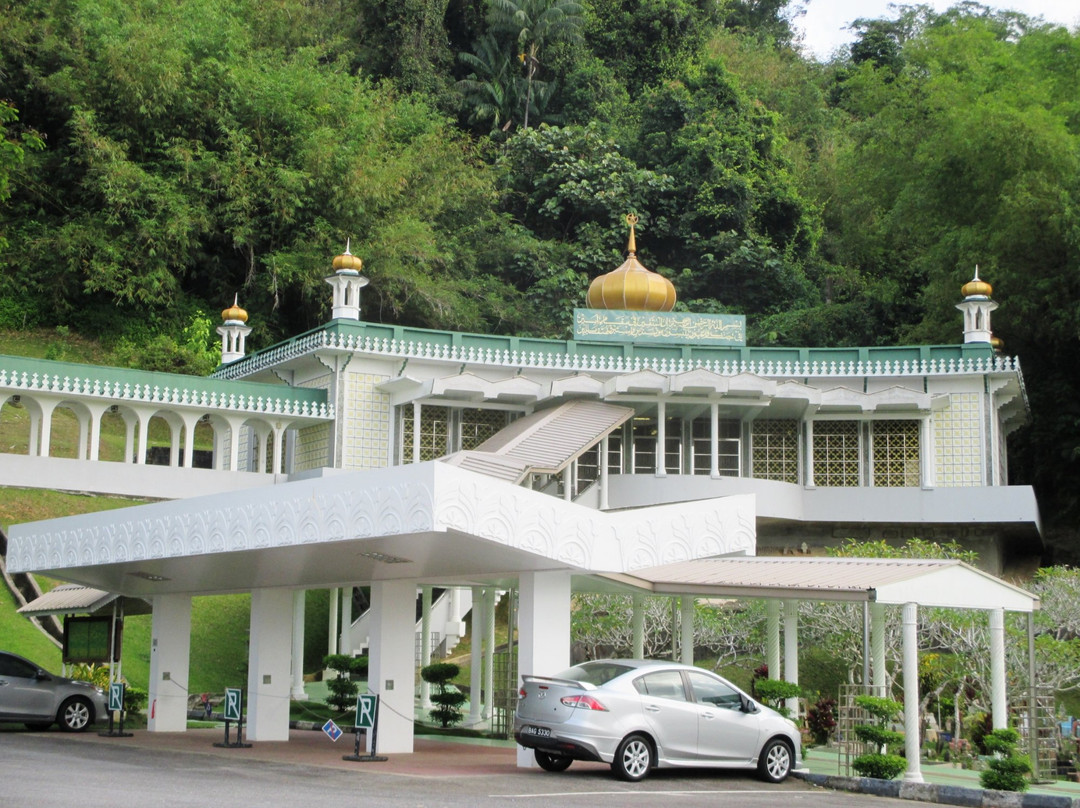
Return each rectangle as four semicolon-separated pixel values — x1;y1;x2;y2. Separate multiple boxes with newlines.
1;0;1078;557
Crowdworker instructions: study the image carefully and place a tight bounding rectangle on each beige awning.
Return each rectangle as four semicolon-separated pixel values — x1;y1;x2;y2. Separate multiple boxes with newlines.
603;556;1039;612
17;584;151;617
441;400;635;484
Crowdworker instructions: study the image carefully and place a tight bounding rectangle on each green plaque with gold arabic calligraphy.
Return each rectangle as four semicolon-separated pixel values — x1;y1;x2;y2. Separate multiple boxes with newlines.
572;309;746;346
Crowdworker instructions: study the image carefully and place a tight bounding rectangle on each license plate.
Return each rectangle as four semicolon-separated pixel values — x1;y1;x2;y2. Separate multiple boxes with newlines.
522;725;551;738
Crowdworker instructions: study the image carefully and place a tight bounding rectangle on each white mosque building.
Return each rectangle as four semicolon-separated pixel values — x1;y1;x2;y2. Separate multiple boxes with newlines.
3;223;1041;781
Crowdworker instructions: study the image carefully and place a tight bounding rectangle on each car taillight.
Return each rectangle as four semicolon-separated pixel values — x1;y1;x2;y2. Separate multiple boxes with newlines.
560;694;608;711
519;687;526;700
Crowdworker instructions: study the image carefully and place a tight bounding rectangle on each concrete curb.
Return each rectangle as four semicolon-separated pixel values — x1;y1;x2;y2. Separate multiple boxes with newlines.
794;773;1080;808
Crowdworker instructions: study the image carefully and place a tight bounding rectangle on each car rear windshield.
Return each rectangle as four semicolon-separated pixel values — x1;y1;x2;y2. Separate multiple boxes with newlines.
555;662;635;686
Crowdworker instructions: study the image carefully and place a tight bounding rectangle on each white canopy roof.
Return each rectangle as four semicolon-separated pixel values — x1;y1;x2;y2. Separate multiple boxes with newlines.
606;556;1039;612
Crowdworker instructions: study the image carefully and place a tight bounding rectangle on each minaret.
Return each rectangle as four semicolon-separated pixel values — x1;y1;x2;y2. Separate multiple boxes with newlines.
325;240;369;321
956;266;997;344
218;294;251;364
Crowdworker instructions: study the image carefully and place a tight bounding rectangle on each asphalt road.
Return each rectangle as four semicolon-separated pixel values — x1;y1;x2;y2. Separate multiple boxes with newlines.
0;730;936;808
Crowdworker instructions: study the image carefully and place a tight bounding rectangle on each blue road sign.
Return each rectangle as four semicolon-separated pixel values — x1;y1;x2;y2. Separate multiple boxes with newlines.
322;719;343;742
108;683;125;713
355;694;378;729
224;688;242;722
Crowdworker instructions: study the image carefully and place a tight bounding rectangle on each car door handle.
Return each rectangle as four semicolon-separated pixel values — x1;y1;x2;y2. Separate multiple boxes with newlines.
700;710;715;720
645;704;661;712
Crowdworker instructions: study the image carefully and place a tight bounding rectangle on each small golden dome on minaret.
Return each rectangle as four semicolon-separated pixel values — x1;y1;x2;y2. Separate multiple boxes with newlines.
961;265;993;298
332;238;364;273
586;214;676;312
221;293;248;323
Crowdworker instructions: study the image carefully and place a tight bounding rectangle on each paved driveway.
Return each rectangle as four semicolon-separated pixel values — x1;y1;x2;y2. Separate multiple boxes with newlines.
0;727;936;808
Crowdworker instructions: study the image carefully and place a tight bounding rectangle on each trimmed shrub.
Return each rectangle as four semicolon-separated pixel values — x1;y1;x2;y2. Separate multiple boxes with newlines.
852;694;906;780
421;662;466;728
754;678;802;718
980;728;1031;792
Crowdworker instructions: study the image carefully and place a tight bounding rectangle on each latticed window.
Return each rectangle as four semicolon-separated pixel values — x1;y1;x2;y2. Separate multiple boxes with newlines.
631;417;657;473
872;420;920;487
813;421;860;487
459;408;508;451
576;445;600;491
751;420;799;483
400;405;450;461
692;418;741;476
665;418;682;475
606;430;624;474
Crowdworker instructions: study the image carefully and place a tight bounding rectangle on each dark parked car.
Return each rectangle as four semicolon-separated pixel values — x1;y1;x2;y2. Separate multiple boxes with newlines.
0;650;108;731
515;659;803;782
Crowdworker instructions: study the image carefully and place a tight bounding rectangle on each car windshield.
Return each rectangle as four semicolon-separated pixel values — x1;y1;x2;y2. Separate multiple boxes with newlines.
554;661;635;686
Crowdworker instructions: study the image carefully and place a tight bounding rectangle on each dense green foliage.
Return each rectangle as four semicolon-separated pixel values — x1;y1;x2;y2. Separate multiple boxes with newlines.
980;728;1031;791
852;695;907;780
420;661;467;727
2;0;1079;552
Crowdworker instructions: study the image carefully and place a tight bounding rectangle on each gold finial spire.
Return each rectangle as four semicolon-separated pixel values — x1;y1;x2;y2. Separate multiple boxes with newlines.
626;213;638;255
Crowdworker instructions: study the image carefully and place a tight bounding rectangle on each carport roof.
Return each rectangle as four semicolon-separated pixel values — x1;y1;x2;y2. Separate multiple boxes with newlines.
17;584;151;617
603;556;1039;612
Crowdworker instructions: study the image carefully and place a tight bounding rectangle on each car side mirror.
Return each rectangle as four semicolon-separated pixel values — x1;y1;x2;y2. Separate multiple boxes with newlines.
35;670;51;681
739;694;759;714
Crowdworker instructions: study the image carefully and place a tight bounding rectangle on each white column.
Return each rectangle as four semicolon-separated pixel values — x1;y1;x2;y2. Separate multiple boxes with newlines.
766;600;781;680
482;588;496;720
921;416;935;488
671;597;679;660
563;465;573;501
871;603;887;696
340;586;353;654
75;409;89;460
87;404;109;461
412;402;421;463
516;571;571;767
469;586;483;724
804;420;815;487
26;405;40;456
227;417;244;471
168;419;181;467
369;579;418;753
420;586;433;709
327;588;339;657
990;608;1006;729
271;423;286;474
37;401;56;457
291;589;307;700
710;402;720;478
600;435;610;510
656;401;666;477
135;411;149;464
902;602;923;782
122;412;136;463
783;600;799;718
181;413;201;469
680;596;694;665
148;594;192;733
247;588;293;741
632;594;645;659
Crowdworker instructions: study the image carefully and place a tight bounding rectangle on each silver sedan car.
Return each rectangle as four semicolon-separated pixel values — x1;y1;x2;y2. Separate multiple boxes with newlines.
514;659;803;782
0;650;108;732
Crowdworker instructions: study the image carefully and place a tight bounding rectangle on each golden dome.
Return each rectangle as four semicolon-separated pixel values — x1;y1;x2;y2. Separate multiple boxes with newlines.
221;294;248;323
961;266;992;298
333;239;363;273
587;215;676;312
991;335;1004;352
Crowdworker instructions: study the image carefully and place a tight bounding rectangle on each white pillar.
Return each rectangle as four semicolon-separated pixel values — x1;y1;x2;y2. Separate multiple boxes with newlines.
783;600;799;718
804;420;815;486
671;597;679;660
469;586;483;724
482;588;496;720
902;602;923;782
247;588;293;741
148;594;192;733
600;435;610;510
182;413;201;469
75;409;89;460
680;596;694;665
516;571;571;767
766;600;781;680
271;423;286;474
710;402;720;478
420;586;433;710
871;602;887;696
122;413;136;463
632;594;645;659
135;411;149;464
990;608;1006;729
656;400;667;477
291;589;307;700
340;586;353;655
168;419;181;467
37;401;56;458
563;465;573;501
921;416;935;488
227;417;244;471
328;588;339;657
87;404;109;461
255;424;269;473
412;402;421;463
369;579;418;753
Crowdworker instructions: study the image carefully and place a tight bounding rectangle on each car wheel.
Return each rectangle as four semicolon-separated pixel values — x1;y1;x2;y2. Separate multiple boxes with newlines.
534;750;573;772
58;697;93;732
24;722;52;731
758;738;793;783
612;734;653;782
